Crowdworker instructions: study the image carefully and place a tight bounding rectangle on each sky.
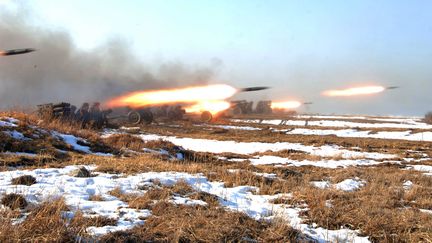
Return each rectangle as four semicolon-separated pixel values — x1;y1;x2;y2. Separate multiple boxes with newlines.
1;0;432;115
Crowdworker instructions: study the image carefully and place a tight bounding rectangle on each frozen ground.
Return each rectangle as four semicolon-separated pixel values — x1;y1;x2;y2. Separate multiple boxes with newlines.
0;165;369;242
284;128;432;142
232;118;432;129
131;133;396;160
1;114;431;241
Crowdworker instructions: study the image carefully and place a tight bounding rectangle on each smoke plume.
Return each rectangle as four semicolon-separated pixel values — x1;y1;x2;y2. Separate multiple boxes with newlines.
0;8;218;109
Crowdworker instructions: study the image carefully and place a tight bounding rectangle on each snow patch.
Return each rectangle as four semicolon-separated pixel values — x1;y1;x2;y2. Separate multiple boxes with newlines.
311;181;331;189
407;165;432;176
0;166;369;241
285;128;432;142
233;118;432;130
334;178;366;192
3;130;30;141
135;133;396;160
249;155;383;168
52;131;112;156
196;124;262;131
311;179;366;192
403;180;413;190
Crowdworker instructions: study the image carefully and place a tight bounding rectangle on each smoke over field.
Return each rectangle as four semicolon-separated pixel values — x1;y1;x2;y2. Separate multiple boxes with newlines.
0;9;217;109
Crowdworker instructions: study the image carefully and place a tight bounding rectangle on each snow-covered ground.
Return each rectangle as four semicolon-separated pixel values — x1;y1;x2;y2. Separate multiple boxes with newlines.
130;133;396;160
0;165;369;242
284;128;432;142
52;131;112;156
248;155;386;168
194;124;262;131
3;130;30;141
232;118;432;129
0;118;19;127
1;115;430;241
407;165;432;176
311;178;366;192
296;115;422;123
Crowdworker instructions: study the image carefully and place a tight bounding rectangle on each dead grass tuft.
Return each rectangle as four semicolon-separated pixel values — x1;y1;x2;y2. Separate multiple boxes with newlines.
11;175;37;186
0;198;77;242
102;133;146;152
144;139;180;154
88;194;105;201
1;193;28;209
71;211;117;228
72;166;93;178
170;179;194;196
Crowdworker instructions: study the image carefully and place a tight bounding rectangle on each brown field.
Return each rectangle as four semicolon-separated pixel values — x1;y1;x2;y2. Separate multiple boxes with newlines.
0;112;431;242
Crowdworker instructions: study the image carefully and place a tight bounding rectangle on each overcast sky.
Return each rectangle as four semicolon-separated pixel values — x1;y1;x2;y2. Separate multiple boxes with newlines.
1;0;432;115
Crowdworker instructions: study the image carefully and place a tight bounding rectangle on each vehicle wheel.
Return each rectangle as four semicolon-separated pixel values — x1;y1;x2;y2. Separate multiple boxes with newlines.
233;106;242;115
140;110;153;124
201;111;213;123
127;111;142;125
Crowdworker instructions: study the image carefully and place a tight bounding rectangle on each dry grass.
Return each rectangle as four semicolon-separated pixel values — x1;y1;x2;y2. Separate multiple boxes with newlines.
88;194;105;201
1;151;430;242
70;211;118;228
0;198;117;241
102;133;146;152
11;175;37;186
1;112;432;241
101;202;302;242
292;166;432;242
0;199;75;242
1;193;28;210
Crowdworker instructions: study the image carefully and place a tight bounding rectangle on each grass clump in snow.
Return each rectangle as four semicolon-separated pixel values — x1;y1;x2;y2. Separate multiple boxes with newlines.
1;193;28;210
11;175;37;186
71;211;118;228
72;166;93;178
102;133;146;152
88;194;105;201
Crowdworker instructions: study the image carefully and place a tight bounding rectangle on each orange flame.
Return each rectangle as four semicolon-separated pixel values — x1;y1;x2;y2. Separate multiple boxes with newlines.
271;101;302;110
322;85;385;97
106;84;237;109
185;100;231;115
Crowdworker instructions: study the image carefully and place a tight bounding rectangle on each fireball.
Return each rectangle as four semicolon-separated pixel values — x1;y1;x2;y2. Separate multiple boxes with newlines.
322;85;385;97
106;84;237;109
271;101;302;110
184;100;231;115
